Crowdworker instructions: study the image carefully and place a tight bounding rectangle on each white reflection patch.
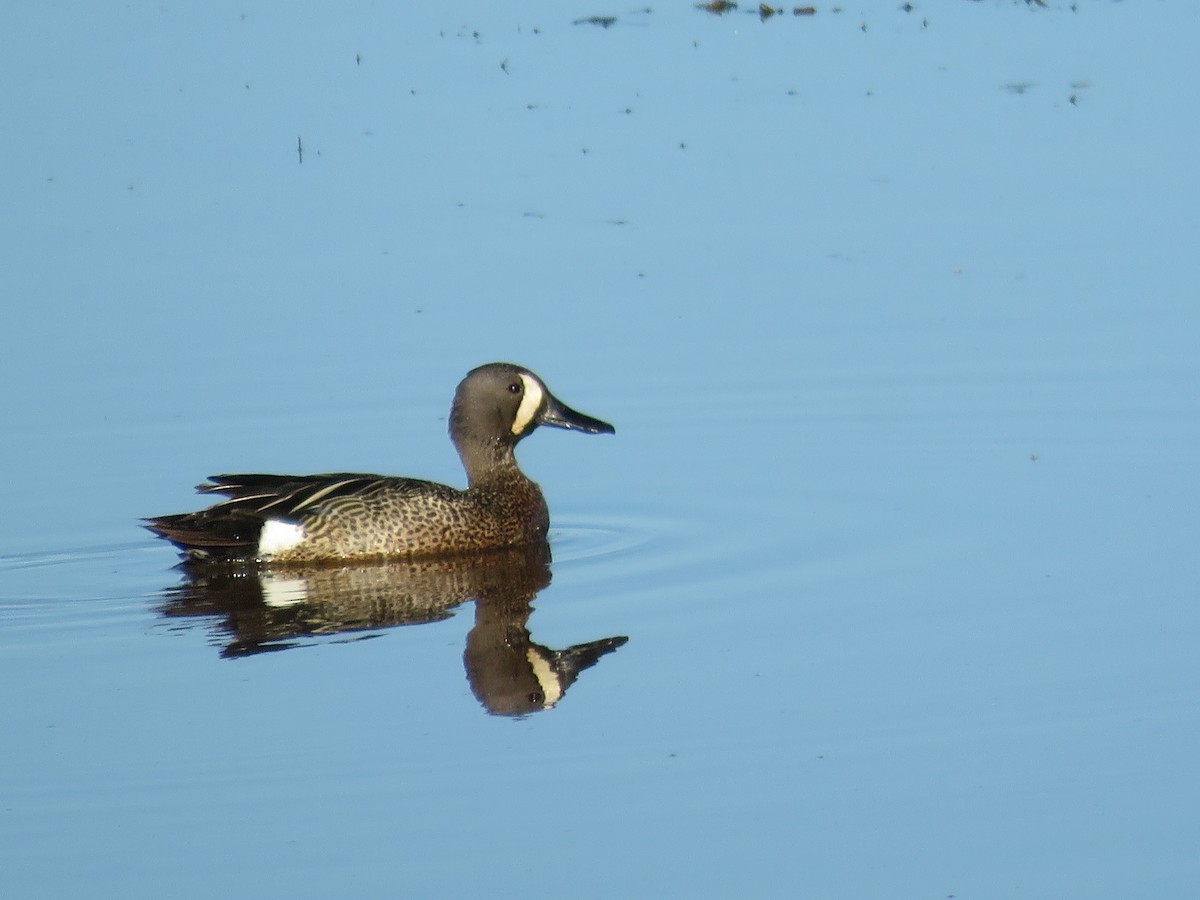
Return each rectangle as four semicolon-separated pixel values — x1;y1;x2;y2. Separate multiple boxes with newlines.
510;373;545;435
260;574;310;608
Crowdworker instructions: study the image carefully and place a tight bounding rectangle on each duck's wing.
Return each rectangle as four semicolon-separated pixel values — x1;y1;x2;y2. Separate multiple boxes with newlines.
198;473;393;515
144;473;399;561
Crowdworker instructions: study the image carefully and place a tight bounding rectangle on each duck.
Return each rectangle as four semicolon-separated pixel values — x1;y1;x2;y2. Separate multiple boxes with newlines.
145;363;614;563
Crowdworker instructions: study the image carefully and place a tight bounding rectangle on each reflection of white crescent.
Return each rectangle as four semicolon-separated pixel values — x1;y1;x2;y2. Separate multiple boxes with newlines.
527;648;564;707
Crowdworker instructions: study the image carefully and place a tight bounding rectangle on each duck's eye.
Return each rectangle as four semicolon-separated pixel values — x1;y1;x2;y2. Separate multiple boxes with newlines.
507;382;522;394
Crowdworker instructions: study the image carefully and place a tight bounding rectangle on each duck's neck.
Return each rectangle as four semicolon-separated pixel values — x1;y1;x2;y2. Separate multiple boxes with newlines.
460;446;549;541
458;440;528;489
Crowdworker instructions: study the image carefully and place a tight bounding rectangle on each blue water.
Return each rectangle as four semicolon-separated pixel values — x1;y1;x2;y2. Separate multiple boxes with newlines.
3;2;1199;897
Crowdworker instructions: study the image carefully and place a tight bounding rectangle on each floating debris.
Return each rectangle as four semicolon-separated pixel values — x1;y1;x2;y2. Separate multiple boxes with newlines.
700;1;816;16
573;15;617;28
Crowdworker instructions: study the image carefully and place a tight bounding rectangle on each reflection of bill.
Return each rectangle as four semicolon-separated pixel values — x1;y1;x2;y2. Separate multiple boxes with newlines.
157;542;627;717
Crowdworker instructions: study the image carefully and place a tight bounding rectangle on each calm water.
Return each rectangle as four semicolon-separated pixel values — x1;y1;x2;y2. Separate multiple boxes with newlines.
3;2;1199;897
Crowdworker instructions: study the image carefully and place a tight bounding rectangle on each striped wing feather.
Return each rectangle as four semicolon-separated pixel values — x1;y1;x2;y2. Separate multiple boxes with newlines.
146;473;402;558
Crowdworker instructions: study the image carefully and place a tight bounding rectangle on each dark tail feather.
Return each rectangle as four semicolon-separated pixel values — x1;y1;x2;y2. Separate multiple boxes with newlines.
143;512;262;560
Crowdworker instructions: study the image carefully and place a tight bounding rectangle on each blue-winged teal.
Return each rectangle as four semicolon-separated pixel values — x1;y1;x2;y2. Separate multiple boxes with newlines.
146;363;614;563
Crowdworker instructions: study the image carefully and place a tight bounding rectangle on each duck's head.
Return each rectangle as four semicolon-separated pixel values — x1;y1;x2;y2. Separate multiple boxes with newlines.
449;363;614;478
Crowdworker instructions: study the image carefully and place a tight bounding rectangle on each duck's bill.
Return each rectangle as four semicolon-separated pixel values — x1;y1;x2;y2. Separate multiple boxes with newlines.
540;396;616;434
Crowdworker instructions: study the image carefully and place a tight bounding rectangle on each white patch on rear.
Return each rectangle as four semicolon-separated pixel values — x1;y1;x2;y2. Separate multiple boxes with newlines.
258;519;306;557
526;649;564;707
510;373;545;435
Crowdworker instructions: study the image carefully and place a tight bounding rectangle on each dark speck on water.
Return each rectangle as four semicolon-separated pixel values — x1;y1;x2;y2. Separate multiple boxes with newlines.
573;15;617;28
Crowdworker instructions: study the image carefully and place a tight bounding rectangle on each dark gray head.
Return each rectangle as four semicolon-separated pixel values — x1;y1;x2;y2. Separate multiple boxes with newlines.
449;363;614;482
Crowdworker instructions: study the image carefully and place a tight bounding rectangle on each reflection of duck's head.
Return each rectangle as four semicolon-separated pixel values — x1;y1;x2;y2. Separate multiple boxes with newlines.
465;598;628;717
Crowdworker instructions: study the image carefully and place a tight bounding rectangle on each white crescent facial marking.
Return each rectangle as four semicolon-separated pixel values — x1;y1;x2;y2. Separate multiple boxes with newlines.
258;519;306;557
526;648;563;707
511;373;545;435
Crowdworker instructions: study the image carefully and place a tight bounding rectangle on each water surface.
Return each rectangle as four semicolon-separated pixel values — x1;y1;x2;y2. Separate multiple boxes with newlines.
3;2;1199;897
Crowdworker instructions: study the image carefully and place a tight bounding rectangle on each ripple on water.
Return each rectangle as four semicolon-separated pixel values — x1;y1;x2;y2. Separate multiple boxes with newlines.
0;542;168;635
548;508;737;599
549;515;657;564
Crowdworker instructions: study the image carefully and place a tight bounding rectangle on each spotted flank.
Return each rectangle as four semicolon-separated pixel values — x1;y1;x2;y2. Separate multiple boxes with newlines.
144;363;615;563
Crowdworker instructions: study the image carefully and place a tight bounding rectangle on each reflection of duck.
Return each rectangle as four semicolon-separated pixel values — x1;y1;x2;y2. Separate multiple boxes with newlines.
158;543;627;716
145;363;614;563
